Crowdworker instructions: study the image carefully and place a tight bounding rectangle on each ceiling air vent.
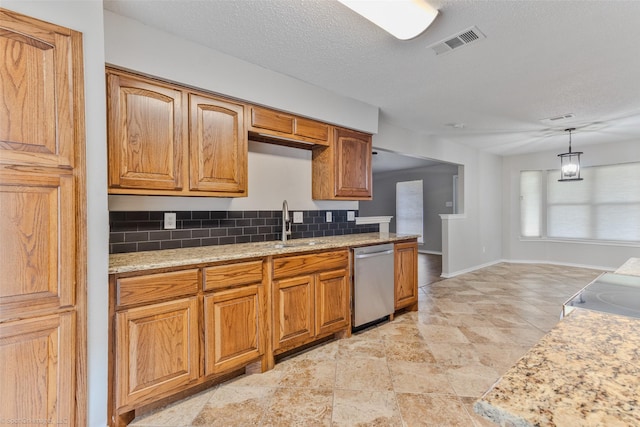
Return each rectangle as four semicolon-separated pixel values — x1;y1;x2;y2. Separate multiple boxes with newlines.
540;113;576;125
429;26;486;55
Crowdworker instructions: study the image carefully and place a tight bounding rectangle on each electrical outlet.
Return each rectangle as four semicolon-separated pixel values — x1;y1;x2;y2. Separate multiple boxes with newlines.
326;211;332;222
164;212;177;230
293;211;303;223
347;211;355;221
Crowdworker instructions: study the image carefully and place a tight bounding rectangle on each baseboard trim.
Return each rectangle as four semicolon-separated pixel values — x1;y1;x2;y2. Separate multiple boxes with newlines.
502;259;614;272
418;250;442;255
441;258;614;279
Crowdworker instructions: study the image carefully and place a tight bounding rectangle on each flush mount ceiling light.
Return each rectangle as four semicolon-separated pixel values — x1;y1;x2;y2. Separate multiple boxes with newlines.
338;0;439;40
558;128;583;182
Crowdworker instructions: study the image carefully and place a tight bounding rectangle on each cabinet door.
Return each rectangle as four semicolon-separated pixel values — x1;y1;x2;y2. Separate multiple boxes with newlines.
107;72;184;190
0;14;77;169
273;275;315;351
189;93;247;194
334;128;372;198
315;269;350;336
203;284;263;375
395;241;419;310
0;170;75;321
116;297;199;409
0;313;75;426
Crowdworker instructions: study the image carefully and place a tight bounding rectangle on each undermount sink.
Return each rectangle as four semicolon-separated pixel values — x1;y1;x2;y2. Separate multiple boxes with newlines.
272;240;325;249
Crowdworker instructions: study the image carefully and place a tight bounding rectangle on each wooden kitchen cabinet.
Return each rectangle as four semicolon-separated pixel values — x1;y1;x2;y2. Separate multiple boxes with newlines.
312;127;373;200
202;260;265;375
0;9;86;426
189;92;247;194
107;72;185;191
394;240;419;311
115;297;199;409
111;269;200;423
106;68;248;196
248;105;330;146
272;250;350;353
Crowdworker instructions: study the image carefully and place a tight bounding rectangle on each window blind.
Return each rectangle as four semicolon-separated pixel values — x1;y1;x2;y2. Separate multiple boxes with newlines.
520;162;640;243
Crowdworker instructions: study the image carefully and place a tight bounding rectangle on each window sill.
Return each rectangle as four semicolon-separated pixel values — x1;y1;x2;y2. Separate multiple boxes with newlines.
519;237;640;248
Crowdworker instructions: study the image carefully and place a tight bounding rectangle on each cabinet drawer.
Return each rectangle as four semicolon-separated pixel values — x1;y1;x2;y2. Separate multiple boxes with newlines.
273;250;349;280
295;117;329;143
204;260;263;291
116;269;199;308
251;107;293;134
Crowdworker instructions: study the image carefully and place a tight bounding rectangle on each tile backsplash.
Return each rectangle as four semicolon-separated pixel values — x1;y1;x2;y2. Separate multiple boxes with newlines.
109;210;378;254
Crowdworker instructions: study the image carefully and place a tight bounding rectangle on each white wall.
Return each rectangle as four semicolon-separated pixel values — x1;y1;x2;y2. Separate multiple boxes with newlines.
1;2;110;426
109;142;357;211
373;120;504;276
502;139;640;270
360;163;458;253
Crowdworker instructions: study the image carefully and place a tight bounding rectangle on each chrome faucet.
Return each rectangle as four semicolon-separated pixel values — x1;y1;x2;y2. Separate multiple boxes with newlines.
282;200;292;243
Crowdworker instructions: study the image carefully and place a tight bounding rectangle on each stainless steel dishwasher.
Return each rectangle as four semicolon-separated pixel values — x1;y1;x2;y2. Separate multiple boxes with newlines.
352;243;395;328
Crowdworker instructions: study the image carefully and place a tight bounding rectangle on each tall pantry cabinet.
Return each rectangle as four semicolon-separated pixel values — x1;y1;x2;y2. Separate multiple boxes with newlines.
0;8;87;425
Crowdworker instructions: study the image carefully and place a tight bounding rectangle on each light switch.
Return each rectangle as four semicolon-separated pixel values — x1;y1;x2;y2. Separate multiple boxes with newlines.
326;211;332;222
293;211;303;223
347;211;355;221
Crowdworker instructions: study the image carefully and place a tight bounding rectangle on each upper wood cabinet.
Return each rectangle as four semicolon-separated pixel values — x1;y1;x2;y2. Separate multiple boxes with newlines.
312;127;373;200
248;106;330;146
106;68;248;197
189;93;247;194
394;240;419;311
107;72;185;191
0;8;86;426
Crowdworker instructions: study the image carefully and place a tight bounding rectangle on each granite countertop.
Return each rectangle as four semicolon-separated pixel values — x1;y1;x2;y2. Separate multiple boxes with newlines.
615;257;640;276
474;308;640;426
109;232;418;274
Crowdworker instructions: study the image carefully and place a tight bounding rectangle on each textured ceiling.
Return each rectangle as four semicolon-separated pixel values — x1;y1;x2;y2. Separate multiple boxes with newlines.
103;0;640;157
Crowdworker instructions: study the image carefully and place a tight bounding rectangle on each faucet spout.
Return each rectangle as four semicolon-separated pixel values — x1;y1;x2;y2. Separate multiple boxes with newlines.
282;200;292;243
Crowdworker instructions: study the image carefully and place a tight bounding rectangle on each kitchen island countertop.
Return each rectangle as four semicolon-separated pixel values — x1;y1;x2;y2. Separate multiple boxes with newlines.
615;257;640;276
109;232;418;274
474;306;640;426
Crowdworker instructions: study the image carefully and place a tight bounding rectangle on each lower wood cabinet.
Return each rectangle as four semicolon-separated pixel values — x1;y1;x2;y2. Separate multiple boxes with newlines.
203;284;264;375
0;313;75;426
272;250;350;353
115;297;199;410
394;240;419;311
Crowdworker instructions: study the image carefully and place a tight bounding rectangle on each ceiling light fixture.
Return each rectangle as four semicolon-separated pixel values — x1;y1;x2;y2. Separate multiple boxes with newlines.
558;128;583;182
338;0;439;40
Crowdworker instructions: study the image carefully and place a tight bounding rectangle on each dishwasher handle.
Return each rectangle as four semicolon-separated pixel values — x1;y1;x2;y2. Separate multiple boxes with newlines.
354;249;394;259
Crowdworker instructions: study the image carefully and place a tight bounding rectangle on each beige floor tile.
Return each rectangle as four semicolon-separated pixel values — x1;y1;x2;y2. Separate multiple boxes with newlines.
458;326;515;344
261;388;333;427
471;343;531;372
129;387;216;426
444;364;501;398
417;324;470;343
276;358;337;389
384;339;437;363
388;360;455;394
376;322;425;343
335;358;393;391
396;393;474;427
338;337;387;360
332;389;402;427
293;339;341;361
191;385;271;426
427;342;482;366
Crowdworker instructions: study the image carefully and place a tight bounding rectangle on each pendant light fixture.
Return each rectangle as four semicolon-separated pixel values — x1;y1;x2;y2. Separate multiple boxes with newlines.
558;128;583;182
338;0;439;40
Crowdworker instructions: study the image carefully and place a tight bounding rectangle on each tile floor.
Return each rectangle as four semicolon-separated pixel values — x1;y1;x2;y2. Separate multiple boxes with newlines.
130;261;602;426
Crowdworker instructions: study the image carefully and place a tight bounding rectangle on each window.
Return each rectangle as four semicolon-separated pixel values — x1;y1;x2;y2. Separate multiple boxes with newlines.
520;162;640;243
396;180;424;243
